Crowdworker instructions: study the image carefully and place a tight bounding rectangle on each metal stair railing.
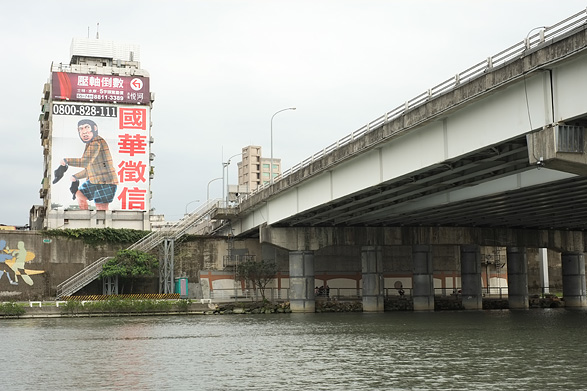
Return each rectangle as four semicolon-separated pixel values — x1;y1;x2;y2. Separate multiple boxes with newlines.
56;256;113;299
128;199;222;251
56;199;223;298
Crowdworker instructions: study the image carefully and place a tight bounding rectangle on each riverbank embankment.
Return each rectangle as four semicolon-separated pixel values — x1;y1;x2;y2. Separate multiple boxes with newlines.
0;299;293;318
1;294;563;319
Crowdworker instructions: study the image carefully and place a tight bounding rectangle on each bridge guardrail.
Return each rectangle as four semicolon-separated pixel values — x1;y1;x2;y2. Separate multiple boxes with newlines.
242;8;587;200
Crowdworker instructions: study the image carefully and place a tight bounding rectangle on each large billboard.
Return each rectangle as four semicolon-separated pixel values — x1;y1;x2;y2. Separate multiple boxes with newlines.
52;72;150;105
50;102;150;212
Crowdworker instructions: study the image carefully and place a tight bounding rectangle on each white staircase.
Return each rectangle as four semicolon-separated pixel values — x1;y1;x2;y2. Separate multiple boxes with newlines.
56;199;222;298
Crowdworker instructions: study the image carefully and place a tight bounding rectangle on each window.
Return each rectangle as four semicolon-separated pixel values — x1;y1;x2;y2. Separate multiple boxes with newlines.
262;163;270;169
262;172;270;178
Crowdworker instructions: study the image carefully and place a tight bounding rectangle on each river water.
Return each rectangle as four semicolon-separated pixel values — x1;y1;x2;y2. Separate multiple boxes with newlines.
3;309;587;390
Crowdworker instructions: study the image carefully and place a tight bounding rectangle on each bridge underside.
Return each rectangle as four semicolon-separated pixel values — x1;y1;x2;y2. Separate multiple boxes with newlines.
269;129;587;232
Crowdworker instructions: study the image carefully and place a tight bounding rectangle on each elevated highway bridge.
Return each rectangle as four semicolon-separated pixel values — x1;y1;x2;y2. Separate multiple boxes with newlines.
224;12;587;236
209;10;587;312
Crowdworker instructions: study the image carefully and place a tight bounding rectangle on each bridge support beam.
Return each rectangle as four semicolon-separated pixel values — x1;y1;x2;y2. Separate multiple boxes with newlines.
507;247;529;309
539;248;550;295
361;246;384;312
562;251;587;308
289;251;315;313
412;245;434;311
460;245;483;310
160;238;175;294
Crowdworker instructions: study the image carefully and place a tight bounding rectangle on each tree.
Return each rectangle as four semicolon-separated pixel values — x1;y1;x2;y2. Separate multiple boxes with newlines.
236;259;277;302
100;249;159;294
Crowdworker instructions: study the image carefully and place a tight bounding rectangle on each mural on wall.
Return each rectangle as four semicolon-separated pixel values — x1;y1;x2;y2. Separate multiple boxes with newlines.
0;240;44;286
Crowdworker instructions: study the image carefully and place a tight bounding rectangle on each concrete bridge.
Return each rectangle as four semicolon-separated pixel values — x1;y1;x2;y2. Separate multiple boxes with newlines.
210;10;587;312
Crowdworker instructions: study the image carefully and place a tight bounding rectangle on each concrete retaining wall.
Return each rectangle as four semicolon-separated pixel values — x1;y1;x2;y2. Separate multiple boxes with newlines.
0;230;565;301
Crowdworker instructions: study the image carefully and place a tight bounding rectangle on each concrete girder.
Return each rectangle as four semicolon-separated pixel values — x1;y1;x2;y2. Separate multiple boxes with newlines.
259;226;586;252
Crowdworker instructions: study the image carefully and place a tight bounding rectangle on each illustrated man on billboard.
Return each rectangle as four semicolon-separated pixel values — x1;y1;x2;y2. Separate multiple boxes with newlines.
58;119;118;210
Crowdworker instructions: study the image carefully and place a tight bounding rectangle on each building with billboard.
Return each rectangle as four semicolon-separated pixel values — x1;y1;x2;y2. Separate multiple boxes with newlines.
34;37;154;230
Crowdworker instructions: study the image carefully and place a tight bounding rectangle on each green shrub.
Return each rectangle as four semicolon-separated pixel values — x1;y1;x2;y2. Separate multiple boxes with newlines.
0;302;26;316
100;250;159;294
60;301;83;315
176;299;191;312
60;298;175;315
154;300;172;312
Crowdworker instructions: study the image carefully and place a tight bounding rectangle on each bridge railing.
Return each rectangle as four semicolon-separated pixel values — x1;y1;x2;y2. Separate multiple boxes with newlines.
245;8;587;199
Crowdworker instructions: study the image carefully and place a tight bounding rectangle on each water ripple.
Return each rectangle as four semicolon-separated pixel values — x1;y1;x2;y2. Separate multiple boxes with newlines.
2;310;587;390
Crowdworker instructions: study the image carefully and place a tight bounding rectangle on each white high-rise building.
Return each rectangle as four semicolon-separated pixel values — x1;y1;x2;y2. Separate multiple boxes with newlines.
33;37;154;230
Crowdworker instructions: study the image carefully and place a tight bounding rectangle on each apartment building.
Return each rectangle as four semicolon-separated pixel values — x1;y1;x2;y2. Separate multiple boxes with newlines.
237;145;281;194
34;37;154;230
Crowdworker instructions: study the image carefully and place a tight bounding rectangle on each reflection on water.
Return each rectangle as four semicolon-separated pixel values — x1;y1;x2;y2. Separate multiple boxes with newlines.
3;309;587;390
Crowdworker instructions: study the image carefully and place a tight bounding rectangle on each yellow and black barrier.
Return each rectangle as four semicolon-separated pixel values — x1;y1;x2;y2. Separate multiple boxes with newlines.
61;293;181;301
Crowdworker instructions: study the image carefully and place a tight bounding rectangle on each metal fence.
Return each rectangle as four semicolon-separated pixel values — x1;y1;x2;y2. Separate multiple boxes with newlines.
207;286;522;302
210;288;289;302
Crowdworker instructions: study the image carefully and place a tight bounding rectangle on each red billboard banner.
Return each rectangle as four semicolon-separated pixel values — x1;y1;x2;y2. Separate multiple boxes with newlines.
52;72;150;105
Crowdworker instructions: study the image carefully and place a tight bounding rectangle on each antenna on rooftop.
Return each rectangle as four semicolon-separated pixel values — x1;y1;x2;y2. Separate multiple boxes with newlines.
87;26;90;38
96;22;100;39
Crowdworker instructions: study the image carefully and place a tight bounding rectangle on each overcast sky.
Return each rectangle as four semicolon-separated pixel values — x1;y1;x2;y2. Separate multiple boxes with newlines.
1;1;586;226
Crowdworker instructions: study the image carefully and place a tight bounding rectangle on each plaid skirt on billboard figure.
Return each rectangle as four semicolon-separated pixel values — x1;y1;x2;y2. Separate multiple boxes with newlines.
78;181;118;203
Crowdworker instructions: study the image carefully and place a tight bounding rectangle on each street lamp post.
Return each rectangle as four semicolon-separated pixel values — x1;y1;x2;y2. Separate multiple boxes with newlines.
184;200;200;215
223;152;241;205
207;177;222;202
270;107;296;185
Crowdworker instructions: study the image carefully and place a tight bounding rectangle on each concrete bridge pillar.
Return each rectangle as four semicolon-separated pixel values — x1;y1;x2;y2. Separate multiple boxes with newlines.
460;245;483;310
361;246;384;312
562;251;587;308
538;248;550;295
412;245;434;311
507;247;529;309
289;250;315;313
